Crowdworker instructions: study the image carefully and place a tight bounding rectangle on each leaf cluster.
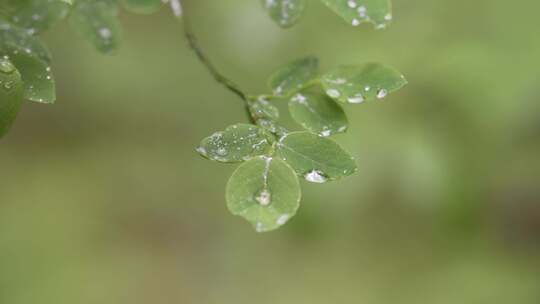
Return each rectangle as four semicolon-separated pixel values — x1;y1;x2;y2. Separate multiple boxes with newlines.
0;0;406;232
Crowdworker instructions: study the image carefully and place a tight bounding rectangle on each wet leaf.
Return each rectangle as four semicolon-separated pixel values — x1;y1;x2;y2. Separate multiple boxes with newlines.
320;0;392;29
70;0;122;54
0;21;55;103
268;56;319;97
4;51;55;103
289;91;348;136
197;124;272;163
248;96;280;122
0;20;52;63
277;131;357;182
226;156;301;232
321;62;406;104
0;58;23;138
262;0;306;28
8;0;71;34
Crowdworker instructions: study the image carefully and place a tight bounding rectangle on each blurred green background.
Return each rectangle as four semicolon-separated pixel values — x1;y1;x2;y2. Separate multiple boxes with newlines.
1;0;540;303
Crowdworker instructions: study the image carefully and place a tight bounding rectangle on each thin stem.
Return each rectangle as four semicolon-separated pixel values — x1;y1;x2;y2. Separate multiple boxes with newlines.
177;0;248;102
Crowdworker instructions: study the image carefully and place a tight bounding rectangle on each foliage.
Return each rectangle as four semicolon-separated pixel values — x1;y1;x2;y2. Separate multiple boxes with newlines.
0;0;406;232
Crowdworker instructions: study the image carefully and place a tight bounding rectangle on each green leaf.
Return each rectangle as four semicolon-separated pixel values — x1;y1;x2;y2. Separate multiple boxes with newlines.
277;131;357;182
7;0;71;34
289;91;348;136
0;21;55;103
320;0;392;29
247;95;288;136
0;20;52;63
321;62;406;104
0;58;24;138
262;0;306;28
226;156;301;232
268;56;319;97
8;50;55;103
121;0;162;14
197;124;272;163
70;0;122;54
248;96;280;121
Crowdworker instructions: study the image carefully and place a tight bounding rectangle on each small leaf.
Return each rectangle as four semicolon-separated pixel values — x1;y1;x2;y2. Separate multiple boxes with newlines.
0;20;52;63
289;91;348;136
0;58;24;138
226;156;301;232
268;56;319;97
262;0;306;28
0;21;55;103
70;0;122;54
121;0;162;14
277;131;357;182
8;0;71;34
197;124;272;163
248;96;280;121
10;52;55;103
321;62;406;104
320;0;392;29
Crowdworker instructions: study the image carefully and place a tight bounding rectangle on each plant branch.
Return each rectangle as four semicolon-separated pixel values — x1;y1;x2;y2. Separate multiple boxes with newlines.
177;0;248;102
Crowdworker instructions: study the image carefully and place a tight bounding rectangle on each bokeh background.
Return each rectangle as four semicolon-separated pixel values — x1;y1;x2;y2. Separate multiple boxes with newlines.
1;0;540;303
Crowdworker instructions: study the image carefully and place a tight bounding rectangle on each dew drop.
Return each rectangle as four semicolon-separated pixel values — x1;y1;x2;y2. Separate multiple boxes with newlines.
357;7;367;18
0;59;15;74
255;189;272;206
347;95;364;104
216;147;227;156
255;222;264;232
276;214;290;225
304;170;328;183
326;89;340;98
320;130;331;137
195;146;207;156
376;89;388;99
98;27;112;40
357;5;367;15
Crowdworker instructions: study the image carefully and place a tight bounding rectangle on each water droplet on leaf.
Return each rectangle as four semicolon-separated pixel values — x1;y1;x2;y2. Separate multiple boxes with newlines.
217;148;227;156
0;60;15;74
277;214;290;225
304;170;328;183
326;89;341;98
255;189;272;206
376;89;388;99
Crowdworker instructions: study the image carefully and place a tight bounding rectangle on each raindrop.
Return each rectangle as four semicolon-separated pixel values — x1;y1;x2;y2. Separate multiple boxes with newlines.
320;130;331;137
0;60;15;74
347;94;364;104
255;189;272;206
304;170;328;183
326;89;340;98
376;89;388;99
276;214;289;225
98;27;112;39
255;222;264;232
216;147;227;156
195;146;207;156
